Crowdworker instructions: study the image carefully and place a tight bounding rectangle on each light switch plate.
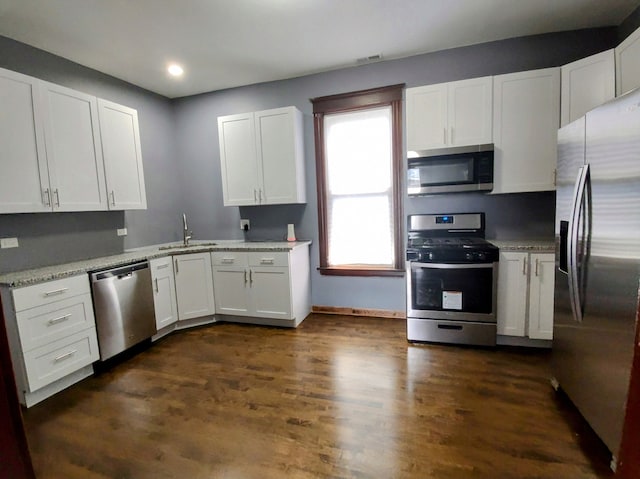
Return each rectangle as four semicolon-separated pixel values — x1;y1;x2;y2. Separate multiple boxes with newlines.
117;228;128;236
0;237;19;249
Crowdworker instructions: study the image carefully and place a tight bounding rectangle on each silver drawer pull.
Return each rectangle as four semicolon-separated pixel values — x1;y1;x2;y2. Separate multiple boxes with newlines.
43;287;69;297
260;258;274;264
157;264;169;270
47;314;71;326
53;349;77;363
222;258;235;264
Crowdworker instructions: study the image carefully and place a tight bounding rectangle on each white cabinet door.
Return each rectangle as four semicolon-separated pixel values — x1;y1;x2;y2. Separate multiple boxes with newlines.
255;107;306;204
527;253;555;340
173;253;215;321
40;82;107;211
497;252;528;336
213;267;250;316
249;266;292;320
0;68;49;213
616;26;640;96
406;83;448;151
448;76;493;146
150;257;178;330
218;112;259;206
493;68;560;194
561;49;615;126
98;99;147;210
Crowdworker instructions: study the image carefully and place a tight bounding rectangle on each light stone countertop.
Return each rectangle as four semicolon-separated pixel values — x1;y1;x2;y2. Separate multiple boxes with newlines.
0;240;312;288
488;239;555;253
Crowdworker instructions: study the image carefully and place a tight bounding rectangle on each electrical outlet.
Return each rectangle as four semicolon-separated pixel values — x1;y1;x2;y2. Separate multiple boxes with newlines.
117;228;128;236
240;219;250;231
0;237;19;249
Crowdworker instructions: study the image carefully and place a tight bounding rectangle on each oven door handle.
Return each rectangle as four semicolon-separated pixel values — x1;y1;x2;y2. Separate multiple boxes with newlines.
409;262;495;269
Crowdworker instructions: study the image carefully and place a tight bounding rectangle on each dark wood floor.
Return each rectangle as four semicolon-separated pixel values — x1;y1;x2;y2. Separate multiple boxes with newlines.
23;315;613;479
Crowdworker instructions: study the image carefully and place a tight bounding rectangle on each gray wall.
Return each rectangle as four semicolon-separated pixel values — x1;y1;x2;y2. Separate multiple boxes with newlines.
0;21;632;311
0;36;183;273
172;28;616;312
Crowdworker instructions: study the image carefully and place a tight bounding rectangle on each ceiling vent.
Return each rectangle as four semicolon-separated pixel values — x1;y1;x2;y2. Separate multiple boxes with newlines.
356;54;383;64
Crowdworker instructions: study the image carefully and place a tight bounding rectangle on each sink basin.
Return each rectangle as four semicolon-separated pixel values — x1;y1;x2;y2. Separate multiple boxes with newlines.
159;242;217;250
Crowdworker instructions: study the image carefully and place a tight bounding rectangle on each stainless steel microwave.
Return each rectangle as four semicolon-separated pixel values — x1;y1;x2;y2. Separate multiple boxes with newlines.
407;144;494;195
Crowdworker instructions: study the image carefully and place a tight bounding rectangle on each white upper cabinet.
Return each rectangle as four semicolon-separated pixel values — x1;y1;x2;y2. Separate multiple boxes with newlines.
492;67;560;194
40;82;107;211
98;99;147;210
561;49;615;127
406;76;493;151
616;25;640;96
0;68;49;213
218;106;306;206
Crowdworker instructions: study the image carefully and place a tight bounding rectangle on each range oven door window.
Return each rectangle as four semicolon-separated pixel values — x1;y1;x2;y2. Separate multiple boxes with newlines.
408;262;496;322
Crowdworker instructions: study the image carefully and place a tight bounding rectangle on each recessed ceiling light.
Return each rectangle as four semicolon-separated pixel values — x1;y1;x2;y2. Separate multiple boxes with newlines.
167;64;184;77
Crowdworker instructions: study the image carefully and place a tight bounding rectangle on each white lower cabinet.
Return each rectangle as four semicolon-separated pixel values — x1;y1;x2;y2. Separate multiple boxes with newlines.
212;245;310;326
497;252;555;341
0;274;99;407
150;257;179;330
173;253;216;321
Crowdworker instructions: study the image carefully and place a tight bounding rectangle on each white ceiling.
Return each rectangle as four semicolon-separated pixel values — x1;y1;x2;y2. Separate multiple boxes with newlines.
0;0;638;99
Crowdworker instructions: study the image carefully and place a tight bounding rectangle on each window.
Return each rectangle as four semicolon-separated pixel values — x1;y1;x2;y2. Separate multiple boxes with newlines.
311;84;404;276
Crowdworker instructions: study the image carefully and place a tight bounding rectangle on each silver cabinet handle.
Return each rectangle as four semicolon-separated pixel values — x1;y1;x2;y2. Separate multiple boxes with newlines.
154;278;159;292
43;188;51;207
535;258;539;277
443;128;447;144
157;263;169;270
110;190;116;206
44;287;69;297
54;349;77;363
450;126;454;144
254;189;258;203
175;258;179;274
259;189;263;203
249;269;253;284
260;258;274;265
222;258;235;264
244;269;248;284
522;257;527;276
47;314;71;326
54;188;60;207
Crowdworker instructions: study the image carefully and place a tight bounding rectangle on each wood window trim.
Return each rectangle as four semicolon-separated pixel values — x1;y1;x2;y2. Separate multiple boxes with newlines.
311;84;405;277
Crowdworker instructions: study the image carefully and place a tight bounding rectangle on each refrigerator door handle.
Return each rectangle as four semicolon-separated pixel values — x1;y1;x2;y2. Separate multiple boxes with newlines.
568;164;590;323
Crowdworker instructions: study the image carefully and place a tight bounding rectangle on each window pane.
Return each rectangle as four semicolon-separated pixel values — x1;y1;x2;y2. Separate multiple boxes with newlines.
327;195;393;266
324;106;392;195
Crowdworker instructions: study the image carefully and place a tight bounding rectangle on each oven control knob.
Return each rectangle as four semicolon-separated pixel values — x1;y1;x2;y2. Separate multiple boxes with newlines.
477;252;486;261
465;252;474;261
427;252;434;261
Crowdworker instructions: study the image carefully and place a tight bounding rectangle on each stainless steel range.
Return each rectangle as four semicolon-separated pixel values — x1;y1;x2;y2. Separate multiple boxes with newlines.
406;213;499;346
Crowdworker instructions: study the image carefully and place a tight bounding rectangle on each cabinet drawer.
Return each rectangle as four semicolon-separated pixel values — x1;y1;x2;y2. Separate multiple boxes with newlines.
248;252;289;267
16;293;96;352
23;328;99;392
13;275;90;311
211;251;248;266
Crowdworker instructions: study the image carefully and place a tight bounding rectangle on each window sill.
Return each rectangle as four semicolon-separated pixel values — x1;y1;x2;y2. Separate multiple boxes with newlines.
317;267;405;277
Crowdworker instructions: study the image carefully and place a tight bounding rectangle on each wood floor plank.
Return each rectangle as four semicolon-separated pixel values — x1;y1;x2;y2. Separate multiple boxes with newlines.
23;314;613;479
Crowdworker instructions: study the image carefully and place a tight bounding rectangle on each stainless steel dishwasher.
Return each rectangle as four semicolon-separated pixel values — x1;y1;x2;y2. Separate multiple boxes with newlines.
90;261;156;361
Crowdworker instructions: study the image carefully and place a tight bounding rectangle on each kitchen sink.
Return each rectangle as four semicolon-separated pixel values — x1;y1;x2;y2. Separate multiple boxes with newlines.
158;242;217;250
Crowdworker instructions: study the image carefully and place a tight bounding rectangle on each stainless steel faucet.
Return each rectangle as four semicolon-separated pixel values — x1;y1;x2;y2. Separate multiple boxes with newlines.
182;213;192;246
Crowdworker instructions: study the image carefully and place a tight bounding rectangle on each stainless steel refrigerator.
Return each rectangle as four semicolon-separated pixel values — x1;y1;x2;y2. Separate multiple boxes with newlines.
553;89;640;466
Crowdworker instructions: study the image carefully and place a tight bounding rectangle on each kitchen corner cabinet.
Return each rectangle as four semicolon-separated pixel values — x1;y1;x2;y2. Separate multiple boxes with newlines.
212;245;311;326
497;252;555;340
98;99;147;210
173;253;215;321
0;275;99;407
0;66;147;214
406;76;492;151
150;257;179;330
561;49;615;127
218;106;306;206
616;25;640;96
492;68;560;194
